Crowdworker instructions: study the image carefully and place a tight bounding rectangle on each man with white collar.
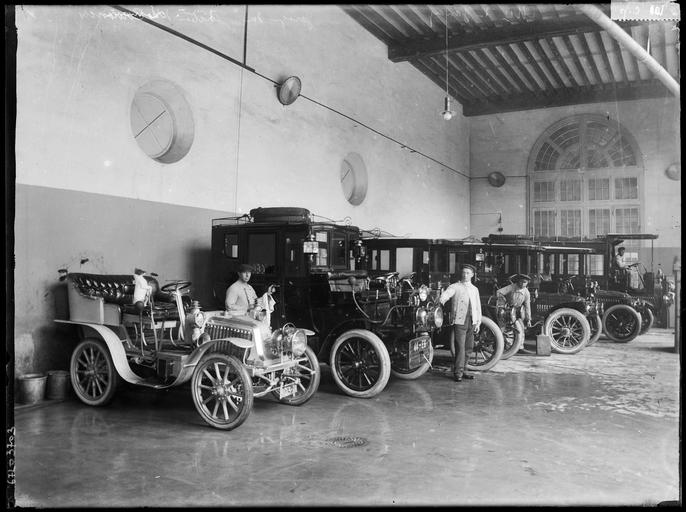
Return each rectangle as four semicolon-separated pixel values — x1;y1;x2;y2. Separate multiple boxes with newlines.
439;263;482;382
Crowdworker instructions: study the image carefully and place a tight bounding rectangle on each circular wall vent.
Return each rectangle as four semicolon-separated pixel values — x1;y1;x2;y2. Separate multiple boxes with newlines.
487;171;506;187
665;163;681;181
277;76;302;106
130;80;195;164
340;152;368;206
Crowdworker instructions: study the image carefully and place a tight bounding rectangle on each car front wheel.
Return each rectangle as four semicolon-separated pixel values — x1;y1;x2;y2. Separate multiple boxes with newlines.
602;304;642;343
587;313;602;346
390;339;434;380
460;317;504;371
500;319;525;360
330;329;391;398
544;308;590;354
639;306;654;334
191;354;253;430
272;346;321;406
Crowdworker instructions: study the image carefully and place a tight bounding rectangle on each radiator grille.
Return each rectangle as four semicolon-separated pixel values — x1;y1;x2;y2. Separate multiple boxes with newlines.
204;339;248;359
204;322;253;342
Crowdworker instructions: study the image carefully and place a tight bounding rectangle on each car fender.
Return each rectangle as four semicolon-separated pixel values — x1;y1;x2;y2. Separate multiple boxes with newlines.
58;320;150;386
318;318;370;360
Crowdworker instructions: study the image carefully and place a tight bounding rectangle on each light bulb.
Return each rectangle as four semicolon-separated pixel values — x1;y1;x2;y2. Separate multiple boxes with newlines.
441;96;454;121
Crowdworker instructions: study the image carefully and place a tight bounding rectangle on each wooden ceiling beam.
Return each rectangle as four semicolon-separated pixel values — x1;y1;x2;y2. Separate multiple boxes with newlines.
461;79;672;116
447;54;497;99
410;60;473;105
541;35;580;88
559;34;592;86
500;43;549;96
590;31;617;84
530;38;566;89
472;47;525;97
341;6;394;45
606;33;630;84
515;41;558;91
454;51;509;98
576;32;604;85
388;14;638;62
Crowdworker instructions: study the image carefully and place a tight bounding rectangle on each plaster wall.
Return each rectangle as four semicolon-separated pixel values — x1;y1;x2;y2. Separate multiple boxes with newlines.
14;5;470;375
469;97;681;269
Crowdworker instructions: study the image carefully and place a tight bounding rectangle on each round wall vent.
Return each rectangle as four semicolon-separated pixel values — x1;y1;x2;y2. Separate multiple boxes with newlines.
340;152;368;206
665;163;680;181
277;76;302;106
487;171;506;187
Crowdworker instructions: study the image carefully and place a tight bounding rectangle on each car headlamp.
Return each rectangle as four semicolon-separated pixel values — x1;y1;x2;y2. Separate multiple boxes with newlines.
290;329;307;357
415;307;428;326
418;289;428;302
429;304;444;329
192;311;205;328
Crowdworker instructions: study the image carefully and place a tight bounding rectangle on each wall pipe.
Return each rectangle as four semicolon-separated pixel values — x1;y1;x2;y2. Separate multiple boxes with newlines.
578;4;679;98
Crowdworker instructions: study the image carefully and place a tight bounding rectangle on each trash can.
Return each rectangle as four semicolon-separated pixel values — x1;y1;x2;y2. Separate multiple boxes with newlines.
46;370;71;400
17;373;47;404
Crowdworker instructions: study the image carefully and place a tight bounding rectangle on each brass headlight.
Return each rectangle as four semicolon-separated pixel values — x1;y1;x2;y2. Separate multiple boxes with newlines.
415;307;428;327
192;311;205;328
430;304;444;329
289;329;307;357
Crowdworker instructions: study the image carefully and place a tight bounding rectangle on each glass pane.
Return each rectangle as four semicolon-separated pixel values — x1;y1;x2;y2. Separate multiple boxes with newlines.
247;233;277;273
396;248;414;276
331;236;347;268
224;234;238;259
615;207;640;233
534;181;555;202
568;254;579;274
560;180;581;201
449;252;456;274
380;250;390;271
588;209;610;236
588;178;610;200
615;177;638;200
560;209;581;236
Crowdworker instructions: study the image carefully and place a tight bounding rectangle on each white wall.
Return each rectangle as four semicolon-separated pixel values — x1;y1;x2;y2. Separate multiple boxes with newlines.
14;5;471;375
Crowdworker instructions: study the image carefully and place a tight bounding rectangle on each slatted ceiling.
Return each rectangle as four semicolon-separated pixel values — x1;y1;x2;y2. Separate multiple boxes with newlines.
342;5;677;115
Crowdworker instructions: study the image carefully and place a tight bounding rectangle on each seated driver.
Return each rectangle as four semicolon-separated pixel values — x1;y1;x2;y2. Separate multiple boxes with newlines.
225;264;258;316
496;274;532;329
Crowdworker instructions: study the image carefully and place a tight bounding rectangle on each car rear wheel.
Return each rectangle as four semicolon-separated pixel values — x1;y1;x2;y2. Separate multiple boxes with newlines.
544;308;590;354
70;338;119;406
271;346;320;406
587;313;602;346
602;304;642;343
390;340;434;380
330;329;391;398
191;354;253;430
453;317;504;371
500;319;525;360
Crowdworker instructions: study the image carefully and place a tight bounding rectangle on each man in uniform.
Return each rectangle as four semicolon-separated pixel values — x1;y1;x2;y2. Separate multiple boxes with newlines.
225;263;258;316
439;263;482;382
496;274;533;329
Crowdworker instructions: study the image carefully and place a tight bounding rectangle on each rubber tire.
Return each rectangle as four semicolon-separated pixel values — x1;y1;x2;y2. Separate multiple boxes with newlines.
70;338;119;406
544;308;590;355
330;329;391;398
640;307;654;334
450;317;504;372
272;346;321;406
191;354;253;430
390;340;434;380
602;304;642;343
500;319;525;360
587;313;603;347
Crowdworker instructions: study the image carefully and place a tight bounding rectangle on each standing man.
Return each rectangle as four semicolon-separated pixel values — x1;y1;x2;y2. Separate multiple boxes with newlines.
225;263;258;316
439;263;482;382
496;274;533;329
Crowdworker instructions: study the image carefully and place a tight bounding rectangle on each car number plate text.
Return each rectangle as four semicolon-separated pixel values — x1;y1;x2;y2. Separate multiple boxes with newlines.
279;384;296;399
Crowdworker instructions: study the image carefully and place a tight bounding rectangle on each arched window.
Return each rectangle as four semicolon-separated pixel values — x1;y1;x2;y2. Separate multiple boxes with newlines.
528;114;643;243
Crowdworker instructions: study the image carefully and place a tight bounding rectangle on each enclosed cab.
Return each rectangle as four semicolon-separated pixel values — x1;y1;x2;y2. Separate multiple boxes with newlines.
211;207;443;398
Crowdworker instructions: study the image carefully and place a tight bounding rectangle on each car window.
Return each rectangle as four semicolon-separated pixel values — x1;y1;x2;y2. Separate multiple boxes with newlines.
396;247;413;275
332;234;347;269
223;234;239;259
284;233;304;276
247;233;277;274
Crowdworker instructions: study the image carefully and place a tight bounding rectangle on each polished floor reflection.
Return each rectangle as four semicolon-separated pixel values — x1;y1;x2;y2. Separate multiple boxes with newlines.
14;329;679;506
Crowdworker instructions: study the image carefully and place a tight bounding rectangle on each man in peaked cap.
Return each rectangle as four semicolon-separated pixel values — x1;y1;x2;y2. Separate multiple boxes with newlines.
496;273;532;329
439;263;482;382
225;263;258;316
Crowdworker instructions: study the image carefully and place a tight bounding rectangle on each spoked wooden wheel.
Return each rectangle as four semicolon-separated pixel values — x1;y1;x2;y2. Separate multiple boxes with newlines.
330;329;391;398
465;317;504;371
271;346;321;406
500;319;525;360
544;308;590;354
602;304;642;343
70;338;118;406
587;313;602;346
191;354;253;430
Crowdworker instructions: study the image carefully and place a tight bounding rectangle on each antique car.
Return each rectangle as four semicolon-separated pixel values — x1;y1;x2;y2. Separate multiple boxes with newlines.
363;235;597;356
531;234;670;342
359;237;504;370
210;207;443;399
55;271;320;430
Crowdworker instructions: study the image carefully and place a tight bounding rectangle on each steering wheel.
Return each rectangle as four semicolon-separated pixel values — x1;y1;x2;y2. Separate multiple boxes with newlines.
161;280;192;293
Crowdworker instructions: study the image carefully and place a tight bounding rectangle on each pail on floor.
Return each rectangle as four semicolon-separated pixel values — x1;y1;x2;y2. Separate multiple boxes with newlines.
47;370;71;400
535;335;552;356
17;373;47;404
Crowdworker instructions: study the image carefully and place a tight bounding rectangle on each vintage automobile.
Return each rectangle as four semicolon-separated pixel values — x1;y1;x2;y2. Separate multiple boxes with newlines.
359;237;504;370
210;207;443;399
531;234;670;342
363;235;597;356
55;271;320;430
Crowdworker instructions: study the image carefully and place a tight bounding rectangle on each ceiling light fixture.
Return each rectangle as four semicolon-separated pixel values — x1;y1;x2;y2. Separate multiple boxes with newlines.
441;7;454;121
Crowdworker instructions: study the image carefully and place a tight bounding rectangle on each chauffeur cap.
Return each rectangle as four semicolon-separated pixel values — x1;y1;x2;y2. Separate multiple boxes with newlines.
237;263;254;273
510;273;531;283
460;263;477;273
134;268;146;275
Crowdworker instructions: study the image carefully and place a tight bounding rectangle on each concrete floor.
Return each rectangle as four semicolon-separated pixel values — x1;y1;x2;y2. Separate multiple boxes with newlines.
13;329;680;506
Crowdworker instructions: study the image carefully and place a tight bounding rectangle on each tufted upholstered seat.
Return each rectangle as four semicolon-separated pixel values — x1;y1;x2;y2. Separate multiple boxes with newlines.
66;273;186;325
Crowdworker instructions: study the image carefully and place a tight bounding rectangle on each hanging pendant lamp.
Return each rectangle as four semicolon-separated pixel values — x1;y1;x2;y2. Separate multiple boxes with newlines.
441;7;454;121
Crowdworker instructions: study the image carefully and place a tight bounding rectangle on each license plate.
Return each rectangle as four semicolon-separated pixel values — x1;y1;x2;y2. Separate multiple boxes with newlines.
279;383;297;399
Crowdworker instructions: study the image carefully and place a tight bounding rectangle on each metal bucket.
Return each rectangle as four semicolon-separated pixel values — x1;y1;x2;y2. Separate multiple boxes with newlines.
17;373;47;404
47;370;71;400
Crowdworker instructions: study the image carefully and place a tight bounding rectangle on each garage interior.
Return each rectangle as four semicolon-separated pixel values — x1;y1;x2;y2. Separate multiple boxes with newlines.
8;3;681;507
